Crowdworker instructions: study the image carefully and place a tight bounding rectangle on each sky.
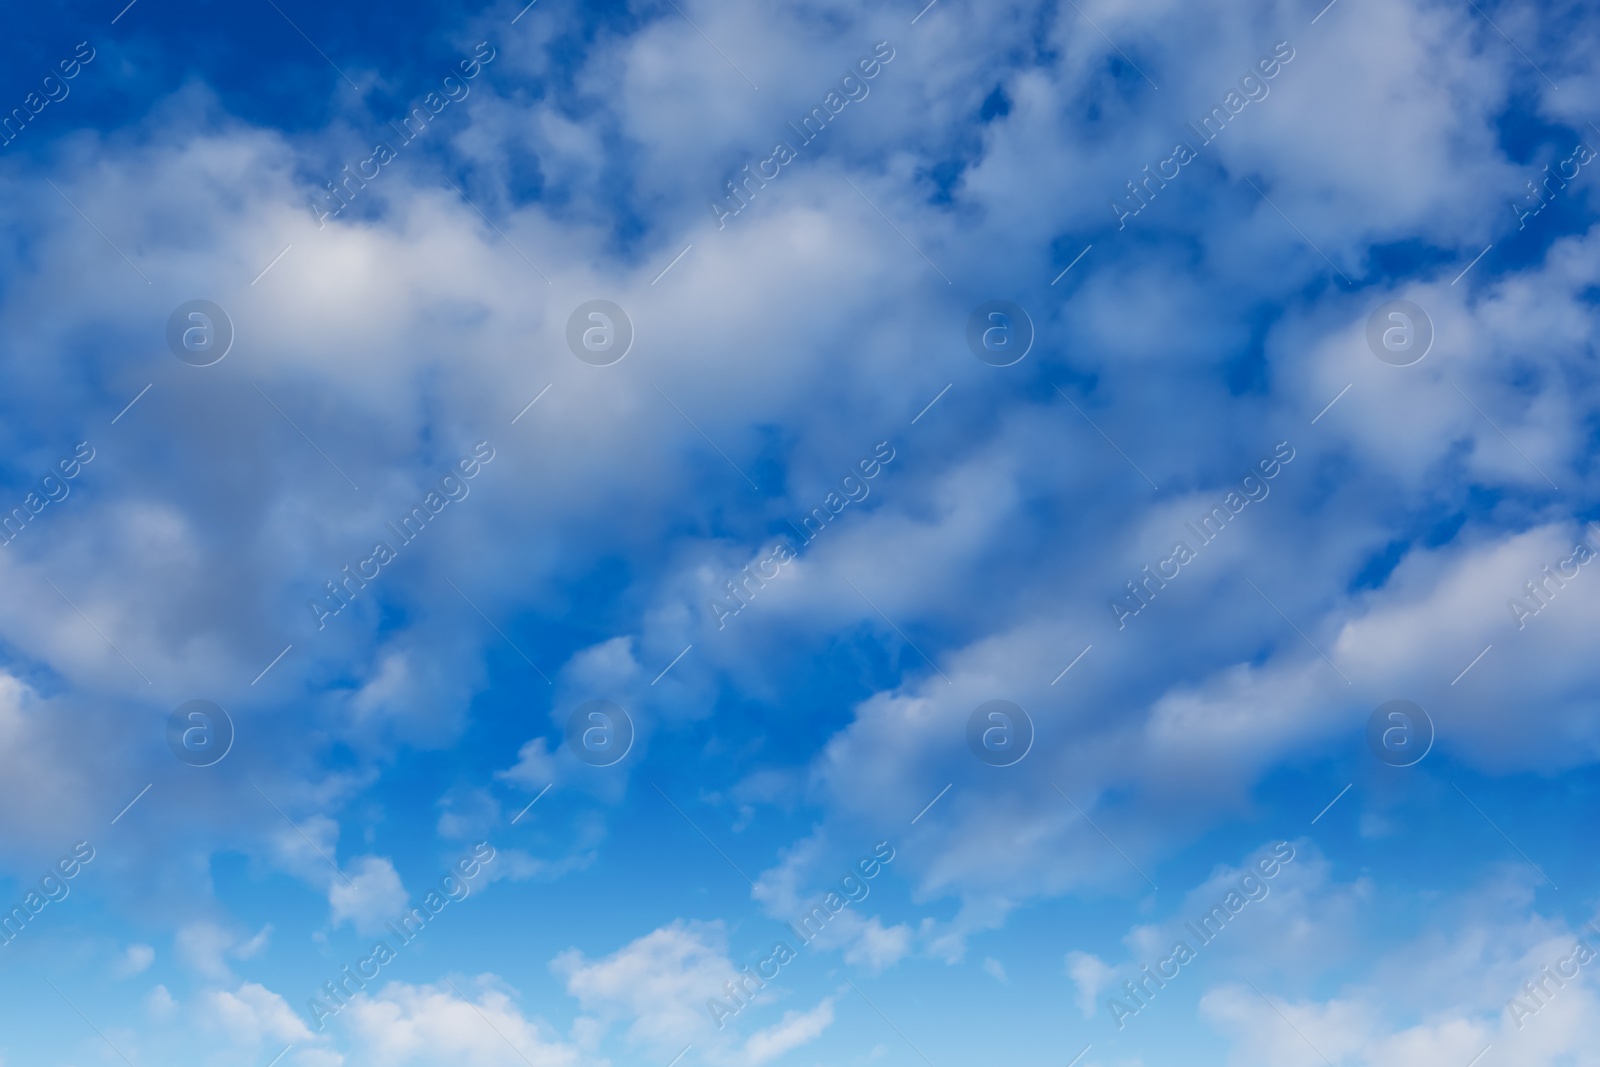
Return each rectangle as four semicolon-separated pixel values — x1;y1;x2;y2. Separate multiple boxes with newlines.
0;0;1597;1064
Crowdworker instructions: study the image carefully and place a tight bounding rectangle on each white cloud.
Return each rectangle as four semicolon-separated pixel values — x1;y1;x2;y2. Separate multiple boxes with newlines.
551;917;842;1066
554;919;741;1052
293;1050;346;1067
753;836;913;971
841;915;914;973
0;1;1594;1062
236;925;272;960
1066;952;1110;1017
498;737;559;792
743;997;835;1066
337;979;580;1067
146;984;177;1020
113;942;155;978
330;856;409;936
176;922;239;981
203;982;316;1046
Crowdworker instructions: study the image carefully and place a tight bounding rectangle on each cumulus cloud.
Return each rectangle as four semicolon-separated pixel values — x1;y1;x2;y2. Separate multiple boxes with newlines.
0;0;1594;1062
329;856;410;935
203;982;317;1047
336;979;580;1067
554;919;741;1052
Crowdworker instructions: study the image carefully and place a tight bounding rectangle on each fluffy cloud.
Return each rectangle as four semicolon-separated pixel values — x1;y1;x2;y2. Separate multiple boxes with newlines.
336;979;580;1067
113;943;155;979
203;982;317;1047
329;856;410;936
554;919;742;1052
0;0;1594;1062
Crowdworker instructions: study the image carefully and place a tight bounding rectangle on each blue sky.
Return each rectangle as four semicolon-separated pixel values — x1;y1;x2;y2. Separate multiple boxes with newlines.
1;0;1599;1064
